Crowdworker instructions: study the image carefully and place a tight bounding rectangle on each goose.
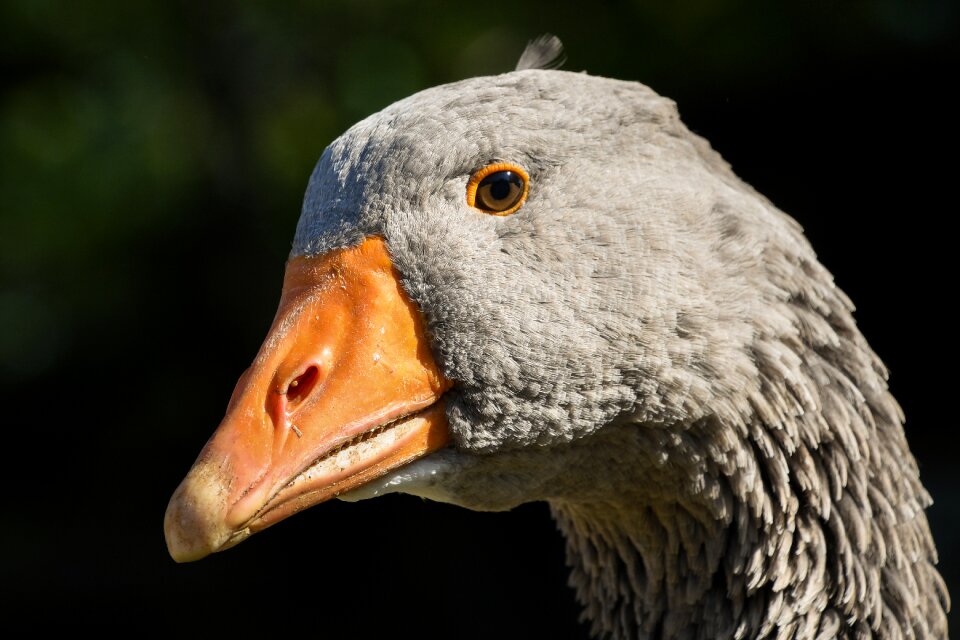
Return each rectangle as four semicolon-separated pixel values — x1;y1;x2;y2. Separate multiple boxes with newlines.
164;37;949;639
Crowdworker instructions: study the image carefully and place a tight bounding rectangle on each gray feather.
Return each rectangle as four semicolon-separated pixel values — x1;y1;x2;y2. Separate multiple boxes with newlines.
295;69;949;639
515;34;566;71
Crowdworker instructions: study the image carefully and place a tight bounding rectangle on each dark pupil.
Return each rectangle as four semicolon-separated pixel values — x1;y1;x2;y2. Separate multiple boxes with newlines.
480;171;521;203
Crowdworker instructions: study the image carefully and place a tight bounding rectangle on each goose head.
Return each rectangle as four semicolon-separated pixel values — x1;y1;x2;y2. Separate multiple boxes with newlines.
164;49;947;638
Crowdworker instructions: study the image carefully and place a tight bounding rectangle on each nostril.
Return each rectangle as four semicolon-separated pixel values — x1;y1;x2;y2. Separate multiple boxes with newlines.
285;365;320;412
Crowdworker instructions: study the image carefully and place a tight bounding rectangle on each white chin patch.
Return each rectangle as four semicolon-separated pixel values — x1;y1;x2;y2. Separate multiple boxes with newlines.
337;450;462;505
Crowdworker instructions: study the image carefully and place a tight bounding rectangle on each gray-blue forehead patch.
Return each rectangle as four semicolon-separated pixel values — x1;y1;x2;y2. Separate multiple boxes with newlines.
291;75;504;258
292;145;375;257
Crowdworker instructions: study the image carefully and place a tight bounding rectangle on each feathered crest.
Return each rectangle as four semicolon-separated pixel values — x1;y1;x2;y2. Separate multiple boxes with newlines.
515;34;566;71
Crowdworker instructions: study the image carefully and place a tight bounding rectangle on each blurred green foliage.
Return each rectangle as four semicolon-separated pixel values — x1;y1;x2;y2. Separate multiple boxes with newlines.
1;0;956;633
2;0;957;382
0;0;957;380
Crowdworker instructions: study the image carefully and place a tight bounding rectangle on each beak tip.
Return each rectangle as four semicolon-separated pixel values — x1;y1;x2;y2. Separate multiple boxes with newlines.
164;461;234;563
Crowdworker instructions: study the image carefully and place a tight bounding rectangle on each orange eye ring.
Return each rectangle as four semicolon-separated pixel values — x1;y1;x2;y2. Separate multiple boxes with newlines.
466;162;530;216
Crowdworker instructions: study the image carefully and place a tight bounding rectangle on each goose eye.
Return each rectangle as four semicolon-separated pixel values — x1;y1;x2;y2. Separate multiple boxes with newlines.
467;163;529;216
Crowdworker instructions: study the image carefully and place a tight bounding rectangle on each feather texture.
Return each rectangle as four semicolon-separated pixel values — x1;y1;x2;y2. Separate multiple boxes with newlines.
515;34;566;71
293;63;948;638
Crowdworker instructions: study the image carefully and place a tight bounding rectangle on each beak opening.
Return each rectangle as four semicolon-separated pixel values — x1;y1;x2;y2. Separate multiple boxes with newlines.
164;237;451;562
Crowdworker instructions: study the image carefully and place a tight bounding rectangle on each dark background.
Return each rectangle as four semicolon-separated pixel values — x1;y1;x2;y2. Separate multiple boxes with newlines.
1;0;956;635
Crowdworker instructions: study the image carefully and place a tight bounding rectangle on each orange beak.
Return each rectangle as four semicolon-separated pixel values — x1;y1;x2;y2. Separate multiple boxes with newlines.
164;236;452;562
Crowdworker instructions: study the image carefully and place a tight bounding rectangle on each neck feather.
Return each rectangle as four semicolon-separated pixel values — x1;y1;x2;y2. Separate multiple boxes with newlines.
548;331;948;639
